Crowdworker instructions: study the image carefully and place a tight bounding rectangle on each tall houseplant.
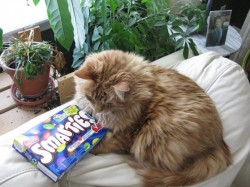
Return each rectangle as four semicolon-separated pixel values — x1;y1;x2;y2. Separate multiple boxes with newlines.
34;0;205;68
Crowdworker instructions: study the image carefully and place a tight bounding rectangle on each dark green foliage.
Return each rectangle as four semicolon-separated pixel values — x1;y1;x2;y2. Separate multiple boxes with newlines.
36;0;205;68
75;0;204;68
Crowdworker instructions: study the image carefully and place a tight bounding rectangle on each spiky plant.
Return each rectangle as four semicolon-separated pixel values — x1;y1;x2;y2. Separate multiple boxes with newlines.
1;30;55;86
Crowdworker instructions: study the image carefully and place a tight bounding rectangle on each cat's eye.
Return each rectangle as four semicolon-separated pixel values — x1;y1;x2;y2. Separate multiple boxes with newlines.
106;103;113;107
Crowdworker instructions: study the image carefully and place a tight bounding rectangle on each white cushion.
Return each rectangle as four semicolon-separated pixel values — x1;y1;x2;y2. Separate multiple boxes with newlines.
0;51;249;187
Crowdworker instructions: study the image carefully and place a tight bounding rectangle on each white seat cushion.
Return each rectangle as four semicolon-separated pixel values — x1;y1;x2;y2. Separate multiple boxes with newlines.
0;51;249;187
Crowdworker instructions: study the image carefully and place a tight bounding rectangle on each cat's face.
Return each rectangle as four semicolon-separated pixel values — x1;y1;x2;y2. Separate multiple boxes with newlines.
74;50;131;113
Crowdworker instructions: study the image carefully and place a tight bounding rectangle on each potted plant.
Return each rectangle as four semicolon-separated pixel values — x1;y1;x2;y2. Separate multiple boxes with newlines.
34;0;206;69
0;29;61;100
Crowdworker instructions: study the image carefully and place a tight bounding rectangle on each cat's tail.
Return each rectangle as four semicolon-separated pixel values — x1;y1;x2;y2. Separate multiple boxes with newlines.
127;159;198;187
127;144;231;187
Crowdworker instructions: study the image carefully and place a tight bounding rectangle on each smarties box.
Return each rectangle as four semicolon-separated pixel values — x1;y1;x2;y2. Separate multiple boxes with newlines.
13;105;107;182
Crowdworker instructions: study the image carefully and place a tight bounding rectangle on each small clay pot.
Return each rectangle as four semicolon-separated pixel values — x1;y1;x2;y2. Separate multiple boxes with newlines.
1;51;51;98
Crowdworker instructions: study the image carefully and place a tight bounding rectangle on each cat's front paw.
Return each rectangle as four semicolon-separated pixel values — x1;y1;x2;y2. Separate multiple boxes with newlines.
90;145;102;155
84;107;94;116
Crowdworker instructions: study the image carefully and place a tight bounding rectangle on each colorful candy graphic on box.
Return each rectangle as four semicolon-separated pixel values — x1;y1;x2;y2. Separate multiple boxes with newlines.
13;105;107;182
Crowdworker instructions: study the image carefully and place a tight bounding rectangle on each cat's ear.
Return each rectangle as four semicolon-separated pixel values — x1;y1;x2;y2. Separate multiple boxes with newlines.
113;81;130;101
113;81;130;92
74;65;96;81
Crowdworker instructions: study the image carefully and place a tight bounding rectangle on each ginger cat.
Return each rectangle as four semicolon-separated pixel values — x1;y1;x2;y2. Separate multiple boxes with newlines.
74;50;231;187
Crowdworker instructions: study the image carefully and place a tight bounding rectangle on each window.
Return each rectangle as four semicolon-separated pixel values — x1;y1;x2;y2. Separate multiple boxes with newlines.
0;0;49;40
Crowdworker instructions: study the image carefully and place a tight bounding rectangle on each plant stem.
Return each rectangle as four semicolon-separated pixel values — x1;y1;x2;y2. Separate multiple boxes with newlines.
136;13;167;24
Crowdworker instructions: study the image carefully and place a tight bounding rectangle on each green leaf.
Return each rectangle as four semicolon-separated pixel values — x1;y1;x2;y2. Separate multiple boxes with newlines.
169;33;180;39
95;0;101;10
28;63;34;74
101;0;107;23
130;11;139;16
175;38;184;50
103;41;110;49
111;21;124;32
186;25;199;35
22;69;27;79
154;21;166;27
172;19;183;27
109;0;118;14
14;61;22;86
137;24;146;35
92;26;101;42
17;78;22;87
198;16;205;32
117;3;124;12
171;26;184;33
93;41;101;51
0;27;3;50
99;34;111;42
242;49;250;70
45;0;73;51
188;39;199;56
97;26;103;35
183;42;189;59
104;27;112;35
165;0;171;4
67;0;86;49
128;18;137;27
82;6;90;32
33;0;40;6
72;47;86;69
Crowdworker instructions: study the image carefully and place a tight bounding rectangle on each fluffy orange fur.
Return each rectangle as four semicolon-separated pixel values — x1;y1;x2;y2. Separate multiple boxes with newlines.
74;50;231;187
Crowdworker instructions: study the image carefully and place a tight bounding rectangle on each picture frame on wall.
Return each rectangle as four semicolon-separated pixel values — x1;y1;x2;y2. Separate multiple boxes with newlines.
205;10;232;47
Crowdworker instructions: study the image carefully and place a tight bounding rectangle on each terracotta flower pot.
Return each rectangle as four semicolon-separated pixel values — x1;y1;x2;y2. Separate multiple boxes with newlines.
1;58;50;98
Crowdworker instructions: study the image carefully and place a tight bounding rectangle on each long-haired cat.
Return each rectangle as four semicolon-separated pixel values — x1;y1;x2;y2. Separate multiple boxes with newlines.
74;50;231;187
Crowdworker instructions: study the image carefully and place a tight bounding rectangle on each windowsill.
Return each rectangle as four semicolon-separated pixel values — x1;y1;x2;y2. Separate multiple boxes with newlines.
0;0;49;41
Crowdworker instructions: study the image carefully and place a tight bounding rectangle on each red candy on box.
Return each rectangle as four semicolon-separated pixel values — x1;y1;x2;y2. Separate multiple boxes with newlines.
13;105;107;182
